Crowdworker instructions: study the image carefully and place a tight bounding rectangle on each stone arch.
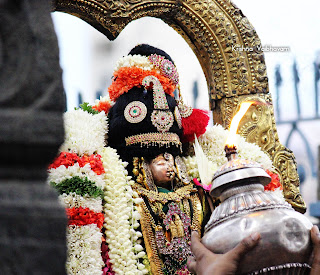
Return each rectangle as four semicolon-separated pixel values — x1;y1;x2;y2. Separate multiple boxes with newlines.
53;0;306;212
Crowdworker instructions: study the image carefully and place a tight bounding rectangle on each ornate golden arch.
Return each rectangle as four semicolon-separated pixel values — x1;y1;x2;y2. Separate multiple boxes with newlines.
53;0;306;213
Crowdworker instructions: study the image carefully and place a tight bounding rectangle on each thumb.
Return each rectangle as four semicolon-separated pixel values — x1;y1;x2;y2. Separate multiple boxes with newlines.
226;232;260;262
191;231;214;260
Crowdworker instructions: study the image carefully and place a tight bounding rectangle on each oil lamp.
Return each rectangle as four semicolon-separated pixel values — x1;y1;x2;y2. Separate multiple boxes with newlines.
201;102;313;274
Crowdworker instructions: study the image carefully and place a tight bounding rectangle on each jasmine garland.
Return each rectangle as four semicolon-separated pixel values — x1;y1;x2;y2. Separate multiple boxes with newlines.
101;146;148;274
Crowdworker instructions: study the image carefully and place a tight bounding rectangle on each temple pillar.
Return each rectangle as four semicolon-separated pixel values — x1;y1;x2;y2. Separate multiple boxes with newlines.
0;0;67;273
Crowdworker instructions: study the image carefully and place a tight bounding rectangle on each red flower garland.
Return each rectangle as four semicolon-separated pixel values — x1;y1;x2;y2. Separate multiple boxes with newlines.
108;66;176;101
264;170;282;191
48;152;105;175
66;207;105;229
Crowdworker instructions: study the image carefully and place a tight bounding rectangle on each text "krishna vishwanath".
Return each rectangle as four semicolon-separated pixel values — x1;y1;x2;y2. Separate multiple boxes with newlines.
232;44;290;52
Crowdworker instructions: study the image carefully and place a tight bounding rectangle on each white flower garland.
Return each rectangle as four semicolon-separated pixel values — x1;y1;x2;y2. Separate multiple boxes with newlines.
101;146;148;275
48;108;109;275
66;224;104;275
59;193;103;213
114;54;154;72
48;163;105;189
60;109;108;156
184;125;273;179
49;107;150;274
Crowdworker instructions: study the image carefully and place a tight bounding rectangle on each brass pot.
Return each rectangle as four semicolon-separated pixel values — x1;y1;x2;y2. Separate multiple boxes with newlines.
202;158;313;274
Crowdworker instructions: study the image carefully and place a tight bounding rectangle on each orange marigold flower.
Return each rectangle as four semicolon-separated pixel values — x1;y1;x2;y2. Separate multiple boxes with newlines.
92;100;112;114
108;66;176;101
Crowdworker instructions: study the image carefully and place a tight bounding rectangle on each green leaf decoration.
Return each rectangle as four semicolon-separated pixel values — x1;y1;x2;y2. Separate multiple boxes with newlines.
51;176;104;198
75;102;99;115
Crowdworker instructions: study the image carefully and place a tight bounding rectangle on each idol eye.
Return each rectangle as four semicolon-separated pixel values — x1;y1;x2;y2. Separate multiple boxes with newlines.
124;101;147;123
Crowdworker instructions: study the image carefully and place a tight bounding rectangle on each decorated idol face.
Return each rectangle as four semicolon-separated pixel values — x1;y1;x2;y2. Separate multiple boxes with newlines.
149;153;175;188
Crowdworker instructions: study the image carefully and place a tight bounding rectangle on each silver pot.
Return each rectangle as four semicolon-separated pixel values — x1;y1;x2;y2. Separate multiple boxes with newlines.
202;157;313;274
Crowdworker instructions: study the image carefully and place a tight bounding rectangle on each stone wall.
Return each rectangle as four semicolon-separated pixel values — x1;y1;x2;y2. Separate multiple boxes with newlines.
0;0;67;273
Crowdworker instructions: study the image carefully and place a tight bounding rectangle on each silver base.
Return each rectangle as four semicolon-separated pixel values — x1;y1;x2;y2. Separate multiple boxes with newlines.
246;262;311;275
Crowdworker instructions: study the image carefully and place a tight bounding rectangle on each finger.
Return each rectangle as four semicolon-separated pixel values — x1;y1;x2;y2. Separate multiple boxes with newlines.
227;232;260;262
190;231;214;260
190;231;201;257
310;225;320;275
187;256;197;274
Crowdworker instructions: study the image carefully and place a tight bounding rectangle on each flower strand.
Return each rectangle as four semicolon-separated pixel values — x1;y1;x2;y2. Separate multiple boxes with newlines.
101;147;148;274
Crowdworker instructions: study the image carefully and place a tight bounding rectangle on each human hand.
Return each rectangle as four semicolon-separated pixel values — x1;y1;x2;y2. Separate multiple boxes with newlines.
187;231;260;275
310;225;320;275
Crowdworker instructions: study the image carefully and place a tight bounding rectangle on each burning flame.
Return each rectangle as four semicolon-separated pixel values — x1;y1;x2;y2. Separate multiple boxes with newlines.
225;101;254;148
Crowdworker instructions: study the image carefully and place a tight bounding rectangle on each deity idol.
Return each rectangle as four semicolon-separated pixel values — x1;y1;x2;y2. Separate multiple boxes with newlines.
107;44;212;274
